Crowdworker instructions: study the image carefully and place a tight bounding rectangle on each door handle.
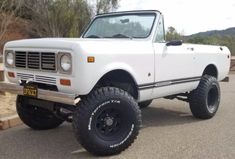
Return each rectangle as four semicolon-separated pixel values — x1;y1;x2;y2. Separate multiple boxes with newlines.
187;47;194;51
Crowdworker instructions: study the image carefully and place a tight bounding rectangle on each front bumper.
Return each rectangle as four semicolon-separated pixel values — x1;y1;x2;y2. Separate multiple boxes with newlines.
0;82;76;105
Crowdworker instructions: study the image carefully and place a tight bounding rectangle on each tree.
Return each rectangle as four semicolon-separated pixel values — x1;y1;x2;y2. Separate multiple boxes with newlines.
15;0;120;37
0;0;121;38
0;0;23;41
92;0;119;14
16;0;91;37
166;26;182;41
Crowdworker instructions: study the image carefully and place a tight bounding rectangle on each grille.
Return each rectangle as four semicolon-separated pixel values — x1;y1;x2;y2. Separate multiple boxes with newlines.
35;75;56;85
15;51;56;71
15;52;26;68
17;73;57;85
17;73;34;81
41;52;56;70
28;52;40;69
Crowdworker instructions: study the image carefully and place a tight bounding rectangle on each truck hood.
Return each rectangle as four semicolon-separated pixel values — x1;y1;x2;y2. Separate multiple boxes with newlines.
5;38;87;50
4;38;150;53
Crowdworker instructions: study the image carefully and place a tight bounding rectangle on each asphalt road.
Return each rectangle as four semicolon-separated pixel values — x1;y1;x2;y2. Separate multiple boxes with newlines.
1;74;235;159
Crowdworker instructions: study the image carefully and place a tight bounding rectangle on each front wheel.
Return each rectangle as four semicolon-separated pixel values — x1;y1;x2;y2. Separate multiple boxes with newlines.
73;87;141;156
189;75;220;119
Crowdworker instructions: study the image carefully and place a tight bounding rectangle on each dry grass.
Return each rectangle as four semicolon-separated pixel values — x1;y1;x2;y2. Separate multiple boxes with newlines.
0;17;31;54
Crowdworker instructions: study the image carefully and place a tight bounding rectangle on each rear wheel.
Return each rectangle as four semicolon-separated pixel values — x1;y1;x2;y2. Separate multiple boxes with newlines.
16;95;64;130
73;87;141;156
138;100;152;109
189;75;220;119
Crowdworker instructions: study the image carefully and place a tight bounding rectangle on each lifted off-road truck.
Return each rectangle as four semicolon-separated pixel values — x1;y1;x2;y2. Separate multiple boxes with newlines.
0;10;231;156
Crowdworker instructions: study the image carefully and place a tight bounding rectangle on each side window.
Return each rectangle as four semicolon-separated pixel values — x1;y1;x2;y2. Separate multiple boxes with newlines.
154;16;165;42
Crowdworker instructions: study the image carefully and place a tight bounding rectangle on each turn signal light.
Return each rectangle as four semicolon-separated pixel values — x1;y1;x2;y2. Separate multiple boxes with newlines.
87;56;95;63
60;79;71;86
8;72;15;78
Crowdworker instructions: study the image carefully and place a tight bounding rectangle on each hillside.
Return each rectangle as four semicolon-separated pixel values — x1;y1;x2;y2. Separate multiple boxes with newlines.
189;27;235;38
185;27;235;55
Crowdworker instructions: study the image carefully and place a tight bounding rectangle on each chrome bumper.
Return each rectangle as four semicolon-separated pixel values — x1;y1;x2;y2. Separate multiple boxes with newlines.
0;82;76;105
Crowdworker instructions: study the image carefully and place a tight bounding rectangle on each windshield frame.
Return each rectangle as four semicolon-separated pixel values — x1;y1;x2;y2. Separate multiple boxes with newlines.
82;12;157;39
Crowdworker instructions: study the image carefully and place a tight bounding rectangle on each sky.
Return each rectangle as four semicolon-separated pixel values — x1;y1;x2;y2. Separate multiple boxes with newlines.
118;0;235;35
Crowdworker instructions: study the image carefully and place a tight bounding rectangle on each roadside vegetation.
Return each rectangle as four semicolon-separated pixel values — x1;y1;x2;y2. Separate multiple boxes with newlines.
166;26;235;55
0;0;119;54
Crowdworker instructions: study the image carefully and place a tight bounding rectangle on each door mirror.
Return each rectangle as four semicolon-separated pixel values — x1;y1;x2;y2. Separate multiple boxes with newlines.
166;40;182;46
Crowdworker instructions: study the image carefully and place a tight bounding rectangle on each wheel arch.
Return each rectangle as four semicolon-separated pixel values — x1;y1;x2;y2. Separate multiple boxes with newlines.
92;69;139;100
202;64;218;79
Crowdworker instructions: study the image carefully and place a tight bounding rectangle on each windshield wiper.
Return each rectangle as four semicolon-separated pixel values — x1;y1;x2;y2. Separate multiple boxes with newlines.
86;35;101;38
111;34;133;39
86;34;133;39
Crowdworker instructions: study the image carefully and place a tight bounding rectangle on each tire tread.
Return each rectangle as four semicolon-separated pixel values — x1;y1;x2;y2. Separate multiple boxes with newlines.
189;75;220;119
73;87;141;156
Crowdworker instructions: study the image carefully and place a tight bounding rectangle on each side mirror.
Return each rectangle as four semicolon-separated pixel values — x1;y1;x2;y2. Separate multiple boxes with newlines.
166;40;183;46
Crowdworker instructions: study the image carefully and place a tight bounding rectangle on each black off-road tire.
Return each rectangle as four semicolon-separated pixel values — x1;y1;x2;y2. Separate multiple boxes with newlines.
189;75;220;119
138;100;152;109
73;87;141;156
16;95;64;130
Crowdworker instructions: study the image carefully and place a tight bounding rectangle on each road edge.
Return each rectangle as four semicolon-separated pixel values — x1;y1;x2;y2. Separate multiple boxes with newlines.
0;114;22;130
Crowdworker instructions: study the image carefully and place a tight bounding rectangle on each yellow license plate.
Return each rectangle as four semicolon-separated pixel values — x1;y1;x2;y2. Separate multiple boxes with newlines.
23;84;38;98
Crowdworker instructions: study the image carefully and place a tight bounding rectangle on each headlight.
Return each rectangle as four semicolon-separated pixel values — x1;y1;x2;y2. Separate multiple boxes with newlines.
60;54;72;72
6;51;14;67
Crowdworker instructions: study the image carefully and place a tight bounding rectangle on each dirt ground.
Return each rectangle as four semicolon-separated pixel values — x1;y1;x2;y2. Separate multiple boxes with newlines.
0;93;16;118
0;63;17;118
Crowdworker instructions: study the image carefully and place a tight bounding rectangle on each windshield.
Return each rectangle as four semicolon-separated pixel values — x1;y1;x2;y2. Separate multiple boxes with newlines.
83;13;156;39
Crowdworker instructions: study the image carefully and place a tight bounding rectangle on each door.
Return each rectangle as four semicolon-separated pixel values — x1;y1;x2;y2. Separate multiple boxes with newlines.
152;16;197;98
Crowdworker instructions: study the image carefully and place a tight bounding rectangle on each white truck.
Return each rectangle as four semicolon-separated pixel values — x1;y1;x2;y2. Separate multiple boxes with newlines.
0;10;231;156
